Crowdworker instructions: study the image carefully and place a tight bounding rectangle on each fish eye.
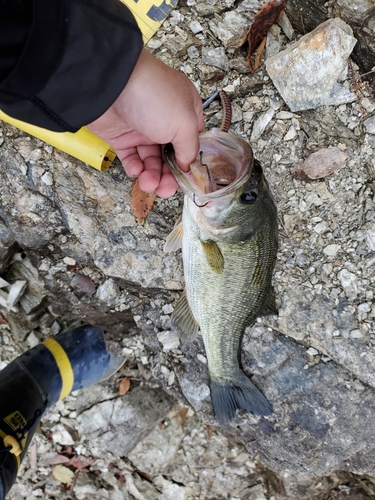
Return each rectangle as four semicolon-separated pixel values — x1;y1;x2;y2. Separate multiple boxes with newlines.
240;188;258;204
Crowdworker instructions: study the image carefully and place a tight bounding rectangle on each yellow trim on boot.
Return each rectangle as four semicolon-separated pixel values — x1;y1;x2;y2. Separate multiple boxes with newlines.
42;339;74;400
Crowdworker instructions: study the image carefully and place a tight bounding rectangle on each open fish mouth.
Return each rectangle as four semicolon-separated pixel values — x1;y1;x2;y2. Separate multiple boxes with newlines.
164;128;253;204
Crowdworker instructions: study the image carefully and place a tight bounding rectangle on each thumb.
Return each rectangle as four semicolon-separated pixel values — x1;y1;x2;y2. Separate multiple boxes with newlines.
172;116;203;172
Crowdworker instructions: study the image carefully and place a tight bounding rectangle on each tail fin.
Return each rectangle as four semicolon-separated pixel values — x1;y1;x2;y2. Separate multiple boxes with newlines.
210;371;272;425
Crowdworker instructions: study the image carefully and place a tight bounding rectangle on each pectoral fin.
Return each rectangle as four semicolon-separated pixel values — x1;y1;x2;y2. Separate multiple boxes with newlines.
171;292;199;341
201;240;224;274
164;219;183;252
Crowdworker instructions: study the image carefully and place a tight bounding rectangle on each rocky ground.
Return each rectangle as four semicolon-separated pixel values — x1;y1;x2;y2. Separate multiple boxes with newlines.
1;0;375;499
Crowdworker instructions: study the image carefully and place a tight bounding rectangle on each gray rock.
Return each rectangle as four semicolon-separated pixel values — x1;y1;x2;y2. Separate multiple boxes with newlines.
250;108;275;142
5;258;48;314
188;20;204;34
127;404;262;500
285;0;375;85
76;385;174;457
0;220;18;274
364;116;375;134
6;280;27;307
366;227;375;251
0;150;66;248
338;269;358;300
266;19;357;111
0;145;183;289
96;278;119;306
162;324;375;477
202;47;229;71
208;11;249;48
157;330;180;351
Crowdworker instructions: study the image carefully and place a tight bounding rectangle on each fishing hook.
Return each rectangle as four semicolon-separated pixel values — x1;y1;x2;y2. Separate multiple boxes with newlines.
193;194;209;207
200;151;215;193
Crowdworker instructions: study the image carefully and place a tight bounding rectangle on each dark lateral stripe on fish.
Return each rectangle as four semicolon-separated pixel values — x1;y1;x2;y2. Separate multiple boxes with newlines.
210;372;273;425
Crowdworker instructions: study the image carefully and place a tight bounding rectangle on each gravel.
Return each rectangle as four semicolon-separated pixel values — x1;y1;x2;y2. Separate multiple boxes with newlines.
1;1;375;498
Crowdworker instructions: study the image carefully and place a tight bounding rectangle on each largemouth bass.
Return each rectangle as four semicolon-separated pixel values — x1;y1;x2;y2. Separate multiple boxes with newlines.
164;128;278;425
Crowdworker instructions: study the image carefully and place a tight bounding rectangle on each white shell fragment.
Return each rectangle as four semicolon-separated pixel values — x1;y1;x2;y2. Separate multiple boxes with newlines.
266;18;357;111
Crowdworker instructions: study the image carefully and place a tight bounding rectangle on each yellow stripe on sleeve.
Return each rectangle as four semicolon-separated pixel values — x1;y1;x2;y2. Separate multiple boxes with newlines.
42;339;74;400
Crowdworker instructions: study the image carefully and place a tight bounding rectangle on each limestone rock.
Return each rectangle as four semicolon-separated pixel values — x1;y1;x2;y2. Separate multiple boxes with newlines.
156;322;375;477
0;220;18;274
364;116;375;135
201;47;229;71
0;150;66;249
285;0;375;84
0;145;184;290
5;257;48;314
76;385;174;457
266;19;357;112
250;108;275;142
96;278;119;306
208;11;249;48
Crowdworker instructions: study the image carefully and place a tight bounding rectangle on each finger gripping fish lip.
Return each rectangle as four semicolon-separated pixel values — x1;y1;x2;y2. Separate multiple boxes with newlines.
166;129;254;202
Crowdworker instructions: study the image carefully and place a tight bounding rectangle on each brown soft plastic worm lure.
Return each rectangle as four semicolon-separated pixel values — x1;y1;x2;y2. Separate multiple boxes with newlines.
218;90;232;132
202;90;232;132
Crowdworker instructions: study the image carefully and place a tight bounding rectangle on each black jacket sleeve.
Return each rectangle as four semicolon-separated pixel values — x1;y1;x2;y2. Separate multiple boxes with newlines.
0;0;143;132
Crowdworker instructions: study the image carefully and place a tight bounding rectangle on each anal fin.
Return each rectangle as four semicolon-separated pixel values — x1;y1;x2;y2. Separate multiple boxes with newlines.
171;292;199;341
259;287;278;317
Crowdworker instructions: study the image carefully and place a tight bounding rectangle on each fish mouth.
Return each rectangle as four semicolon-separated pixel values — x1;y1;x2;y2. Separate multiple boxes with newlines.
164;129;253;204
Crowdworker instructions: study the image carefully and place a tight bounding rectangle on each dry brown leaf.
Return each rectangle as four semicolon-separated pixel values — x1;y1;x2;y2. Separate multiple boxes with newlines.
291;169;311;182
134;469;152;481
254;36;267;72
291;148;348;180
206;424;212;440
131;178;157;224
246;0;288;73
119;377;131;396
70;272;96;297
52;464;75;484
44;454;71;466
60;446;74;456
66;264;79;272
0;315;8;326
66;455;95;472
108;463;126;484
28;443;37;470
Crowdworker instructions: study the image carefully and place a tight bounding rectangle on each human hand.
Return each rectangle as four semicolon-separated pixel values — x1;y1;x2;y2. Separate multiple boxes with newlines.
87;48;204;198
